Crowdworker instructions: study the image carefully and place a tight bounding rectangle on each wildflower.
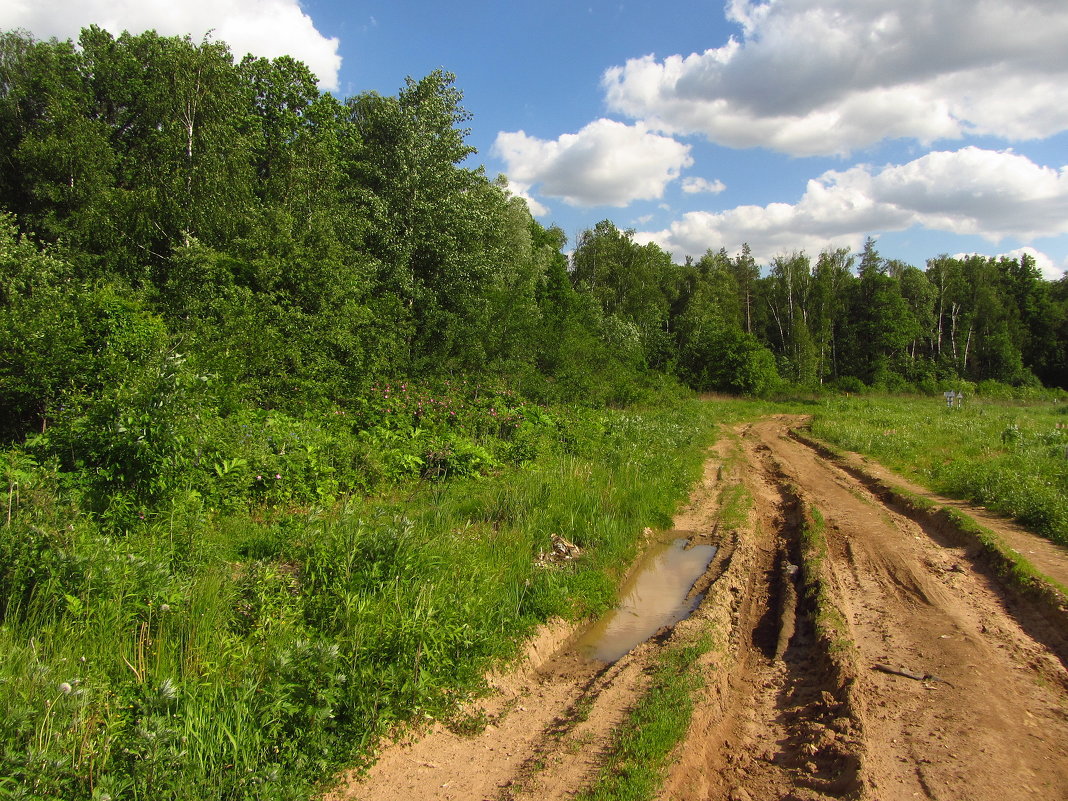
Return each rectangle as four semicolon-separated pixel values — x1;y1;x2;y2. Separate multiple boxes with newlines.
160;603;171;613
275;474;282;479
58;682;73;695
257;475;263;480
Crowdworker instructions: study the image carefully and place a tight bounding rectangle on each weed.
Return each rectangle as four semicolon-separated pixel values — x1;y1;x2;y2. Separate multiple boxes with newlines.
445;709;490;737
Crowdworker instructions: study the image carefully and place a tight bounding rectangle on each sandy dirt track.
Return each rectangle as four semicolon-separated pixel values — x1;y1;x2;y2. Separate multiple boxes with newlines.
326;415;1068;801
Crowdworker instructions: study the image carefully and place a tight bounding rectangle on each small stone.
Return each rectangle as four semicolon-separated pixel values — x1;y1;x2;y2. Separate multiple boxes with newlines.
728;788;752;801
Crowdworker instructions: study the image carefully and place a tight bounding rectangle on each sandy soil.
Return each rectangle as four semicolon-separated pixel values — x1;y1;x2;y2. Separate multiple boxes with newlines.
324;415;1068;801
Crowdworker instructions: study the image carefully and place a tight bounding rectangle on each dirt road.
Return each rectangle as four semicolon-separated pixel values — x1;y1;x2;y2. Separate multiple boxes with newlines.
327;416;1068;801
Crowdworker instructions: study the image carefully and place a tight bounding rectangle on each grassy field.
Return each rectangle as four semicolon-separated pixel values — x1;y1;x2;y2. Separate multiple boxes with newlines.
7;388;1066;800
809;394;1068;546
0;395;719;801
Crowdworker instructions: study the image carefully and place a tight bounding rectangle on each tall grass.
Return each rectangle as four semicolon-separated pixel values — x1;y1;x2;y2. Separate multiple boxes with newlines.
0;396;717;800
810;395;1068;545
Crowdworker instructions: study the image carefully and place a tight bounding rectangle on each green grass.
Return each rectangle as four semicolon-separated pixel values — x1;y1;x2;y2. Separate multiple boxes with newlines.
809;395;1068;545
717;482;752;532
0;395;719;800
575;638;711;801
796;502;852;657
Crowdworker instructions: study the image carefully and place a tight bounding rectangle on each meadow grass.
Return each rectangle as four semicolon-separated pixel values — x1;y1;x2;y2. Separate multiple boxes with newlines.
809;395;1068;545
0;396;718;800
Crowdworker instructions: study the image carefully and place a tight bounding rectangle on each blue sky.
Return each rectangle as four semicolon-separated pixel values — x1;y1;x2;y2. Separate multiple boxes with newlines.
5;1;1068;278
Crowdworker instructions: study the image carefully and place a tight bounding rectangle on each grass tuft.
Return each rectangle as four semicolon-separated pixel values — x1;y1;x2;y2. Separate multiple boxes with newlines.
576;637;712;801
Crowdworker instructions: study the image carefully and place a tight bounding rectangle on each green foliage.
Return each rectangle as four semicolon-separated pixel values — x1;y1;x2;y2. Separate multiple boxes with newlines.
0;394;716;800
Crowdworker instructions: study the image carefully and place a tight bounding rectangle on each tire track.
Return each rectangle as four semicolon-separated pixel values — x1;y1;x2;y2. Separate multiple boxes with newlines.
666;427;865;801
330;418;1068;801
748;416;1068;800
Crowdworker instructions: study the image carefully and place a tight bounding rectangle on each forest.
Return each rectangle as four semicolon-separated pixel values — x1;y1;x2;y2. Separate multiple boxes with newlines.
1;26;1067;800
2;27;1066;430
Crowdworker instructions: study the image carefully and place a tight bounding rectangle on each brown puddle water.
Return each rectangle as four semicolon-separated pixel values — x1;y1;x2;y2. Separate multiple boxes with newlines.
575;537;717;663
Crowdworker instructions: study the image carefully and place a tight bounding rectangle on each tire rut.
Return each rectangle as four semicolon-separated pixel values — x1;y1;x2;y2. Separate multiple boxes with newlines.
330;418;1068;801
746;416;1068;800
666;428;865;801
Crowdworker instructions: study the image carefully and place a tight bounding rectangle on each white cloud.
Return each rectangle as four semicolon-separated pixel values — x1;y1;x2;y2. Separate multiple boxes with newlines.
639;147;1068;263
603;0;1068;155
681;176;727;195
0;0;342;91
492;119;692;207
870;148;1068;239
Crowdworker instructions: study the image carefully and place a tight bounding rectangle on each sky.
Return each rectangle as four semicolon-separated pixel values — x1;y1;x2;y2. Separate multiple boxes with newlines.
4;0;1068;279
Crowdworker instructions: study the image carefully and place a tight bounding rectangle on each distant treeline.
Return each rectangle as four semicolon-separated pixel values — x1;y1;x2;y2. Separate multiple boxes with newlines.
2;26;1066;445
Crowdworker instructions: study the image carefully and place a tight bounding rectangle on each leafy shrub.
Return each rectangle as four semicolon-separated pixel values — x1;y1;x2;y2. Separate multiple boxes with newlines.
832;376;867;394
420;435;498;479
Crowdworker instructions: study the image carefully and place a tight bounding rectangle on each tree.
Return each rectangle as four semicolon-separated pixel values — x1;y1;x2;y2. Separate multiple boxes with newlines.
810;247;854;382
841;239;917;387
764;252;817;385
730;243;760;335
571;220;675;366
347;70;502;369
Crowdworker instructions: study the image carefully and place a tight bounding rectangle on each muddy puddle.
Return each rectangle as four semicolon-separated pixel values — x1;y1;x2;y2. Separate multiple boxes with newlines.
576;536;717;663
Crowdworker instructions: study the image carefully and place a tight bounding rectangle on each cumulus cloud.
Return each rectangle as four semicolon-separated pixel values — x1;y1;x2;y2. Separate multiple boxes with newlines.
492;119;692;207
681;176;727;195
639;147;1068;263
0;0;342;91
603;0;1068;155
